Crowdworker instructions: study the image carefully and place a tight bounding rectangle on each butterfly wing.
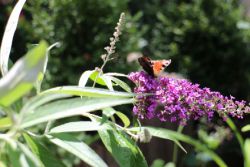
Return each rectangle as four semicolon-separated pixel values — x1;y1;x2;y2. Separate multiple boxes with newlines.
138;56;154;77
152;59;171;77
138;56;171;77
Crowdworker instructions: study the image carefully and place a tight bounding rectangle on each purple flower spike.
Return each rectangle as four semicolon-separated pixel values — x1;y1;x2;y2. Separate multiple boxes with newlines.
128;71;250;125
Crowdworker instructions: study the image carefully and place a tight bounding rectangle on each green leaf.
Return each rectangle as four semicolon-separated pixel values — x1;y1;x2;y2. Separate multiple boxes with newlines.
6;142;36;167
100;75;114;91
0;0;27;76
79;70;111;87
102;107;116;118
104;72;128;78
101;107;116;124
49;121;109;134
42;86;134;98
242;124;250;132
89;71;107;86
79;70;96;87
115;111;130;128
98;122;148;167
47;133;108;167
244;139;250;167
21;92;71;113
0;161;7;167
165;162;176;167
130;127;227;167
17;142;42;167
108;76;131;92
226;117;244;152
23;133;65;167
35;42;60;94
0;117;12;130
150;159;165;167
102;108;130;127
7;143;28;167
0;41;48;107
156;12;168;24
143;127;186;153
21;97;135;128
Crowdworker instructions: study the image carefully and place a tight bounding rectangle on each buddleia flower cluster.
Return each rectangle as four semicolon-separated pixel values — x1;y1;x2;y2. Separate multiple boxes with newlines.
128;71;250;125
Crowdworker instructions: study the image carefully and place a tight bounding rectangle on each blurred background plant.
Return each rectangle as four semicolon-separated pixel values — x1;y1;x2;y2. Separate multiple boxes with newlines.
1;0;250;166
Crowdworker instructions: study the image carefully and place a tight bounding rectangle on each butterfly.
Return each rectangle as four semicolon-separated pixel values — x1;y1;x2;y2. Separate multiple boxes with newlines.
138;56;171;77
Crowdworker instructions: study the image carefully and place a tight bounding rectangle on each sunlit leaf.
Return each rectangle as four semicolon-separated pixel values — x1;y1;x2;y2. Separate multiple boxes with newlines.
47;133;108;167
150;159;165;167
104;72;128;78
101;107;116;124
0;117;12;130
89;70;107;86
242;124;250;132
21;92;71;113
244;139;250;167
115;111;130;128
21;97;135;128
100;75;113;91
0;41;48;107
21;86;134;119
102;107;116;118
42;86;134;98
108;76;131;92
165;162;176;167
35;42;60;93
0;0;27;76
102;108;130;127
226;117;244;151
49;121;109;133
0;161;7;167
79;70;108;87
79;70;96;87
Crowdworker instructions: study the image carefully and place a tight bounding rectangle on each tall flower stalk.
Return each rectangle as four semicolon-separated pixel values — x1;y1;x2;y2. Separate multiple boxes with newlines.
93;13;125;87
129;71;250;125
100;12;125;71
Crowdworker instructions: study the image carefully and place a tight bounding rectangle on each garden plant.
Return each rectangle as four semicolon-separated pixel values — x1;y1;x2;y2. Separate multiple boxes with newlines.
0;1;250;167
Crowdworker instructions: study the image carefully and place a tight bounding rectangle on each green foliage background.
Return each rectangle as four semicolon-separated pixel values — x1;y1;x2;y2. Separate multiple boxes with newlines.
2;0;250;99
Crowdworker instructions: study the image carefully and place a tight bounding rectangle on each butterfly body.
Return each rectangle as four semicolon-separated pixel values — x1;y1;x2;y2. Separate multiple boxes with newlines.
138;56;171;77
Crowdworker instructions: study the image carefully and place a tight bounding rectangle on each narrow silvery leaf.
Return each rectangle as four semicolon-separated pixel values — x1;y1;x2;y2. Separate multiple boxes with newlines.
47;133;108;167
0;41;48;107
108;76;131;92
21;97;135;128
100;75;114;91
35;42;60;93
49;121;109;133
78;70;95;87
97;121;148;167
41;86;134;98
0;0;27;76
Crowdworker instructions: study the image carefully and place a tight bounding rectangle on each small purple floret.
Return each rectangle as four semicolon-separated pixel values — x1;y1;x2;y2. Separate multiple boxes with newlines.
128;71;250;125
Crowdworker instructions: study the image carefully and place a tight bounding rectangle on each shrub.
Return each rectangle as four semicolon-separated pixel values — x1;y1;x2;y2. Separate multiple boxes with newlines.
129;0;250;99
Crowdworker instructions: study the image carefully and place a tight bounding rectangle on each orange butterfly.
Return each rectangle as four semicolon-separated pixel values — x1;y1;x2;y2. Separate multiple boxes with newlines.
138;56;171;77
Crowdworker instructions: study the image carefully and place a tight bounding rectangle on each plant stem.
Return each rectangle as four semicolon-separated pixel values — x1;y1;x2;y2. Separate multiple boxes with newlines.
226;117;245;159
172;125;184;164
